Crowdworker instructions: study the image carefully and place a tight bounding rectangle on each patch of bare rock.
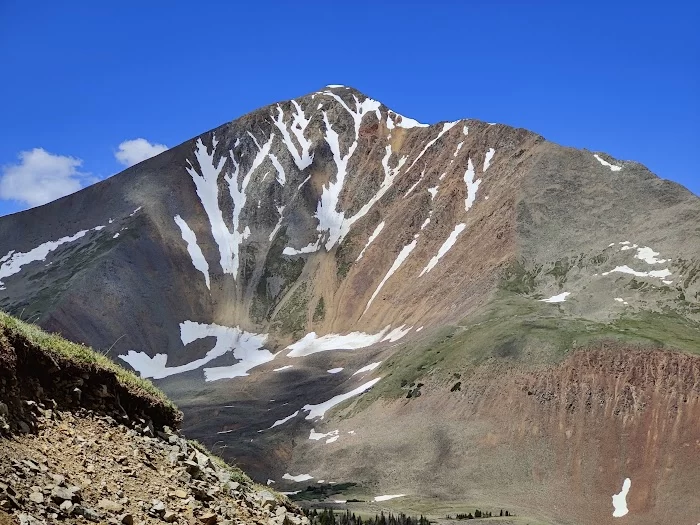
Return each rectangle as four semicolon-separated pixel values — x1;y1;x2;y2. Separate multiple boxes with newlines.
0;403;306;525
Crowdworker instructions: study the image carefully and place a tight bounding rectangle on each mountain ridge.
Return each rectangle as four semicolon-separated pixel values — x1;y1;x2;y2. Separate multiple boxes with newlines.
1;84;699;524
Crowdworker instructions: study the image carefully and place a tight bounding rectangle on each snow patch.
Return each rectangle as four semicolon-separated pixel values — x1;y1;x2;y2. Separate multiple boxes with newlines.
388;111;429;129
287;327;394;357
428;186;438;200
269;206;286;242
374;495;406;502
594;154;622;172
612;478;631;517
419;223;466;276
416;326;424;332
272;101;314;171
309;429;340;444
283;473;313;483
302;378;381;420
119;322;272;381
327;368;344;374
404;170;425;198
283;241;320;256
602;265;672;279
0;224;105;287
464;158;481;210
352;362;381;376
483;148;495;171
383;325;411;342
174;215;210;289
404;122;458;174
273;365;293;372
356;221;385;261
364;239;418;314
284;93;388;254
266;411;300;430
540;292;571;303
635;246;667;264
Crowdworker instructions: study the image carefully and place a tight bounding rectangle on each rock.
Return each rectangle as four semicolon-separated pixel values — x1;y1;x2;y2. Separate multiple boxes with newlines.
18;421;30;434
257;491;276;507
29;492;44;503
168;449;180;466
22;459;41;472
18;514;44;525
171;489;188;499
119;513;134;525
191;484;214;502
0;402;8;417
200;512;218;524
184;460;202;478
195;450;213;468
50;474;66;486
150;499;166;516
50;486;77;503
163;510;178;522
74;505;101;522
98;498;123;512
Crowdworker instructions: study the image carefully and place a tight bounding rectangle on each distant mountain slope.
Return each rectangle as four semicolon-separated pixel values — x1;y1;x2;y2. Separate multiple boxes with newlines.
1;85;699;524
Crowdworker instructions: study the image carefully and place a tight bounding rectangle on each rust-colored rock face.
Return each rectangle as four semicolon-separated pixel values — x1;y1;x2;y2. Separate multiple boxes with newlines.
1;86;699;523
292;346;699;524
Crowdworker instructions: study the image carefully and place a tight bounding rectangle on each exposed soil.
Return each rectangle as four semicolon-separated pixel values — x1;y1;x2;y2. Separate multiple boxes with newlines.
0;326;181;437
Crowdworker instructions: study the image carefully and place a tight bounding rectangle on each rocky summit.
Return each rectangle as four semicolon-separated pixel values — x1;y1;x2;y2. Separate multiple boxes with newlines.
1;85;699;524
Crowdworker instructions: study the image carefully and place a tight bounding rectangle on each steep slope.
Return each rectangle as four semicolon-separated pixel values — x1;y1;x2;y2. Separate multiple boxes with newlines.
0;313;306;525
1;86;699;524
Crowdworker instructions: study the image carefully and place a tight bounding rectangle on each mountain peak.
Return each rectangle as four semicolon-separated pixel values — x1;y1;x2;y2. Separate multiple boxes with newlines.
1;86;699;524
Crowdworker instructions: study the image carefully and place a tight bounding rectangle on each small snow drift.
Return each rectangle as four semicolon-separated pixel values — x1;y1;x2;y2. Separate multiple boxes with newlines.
612;478;631;517
282;473;313;483
540;292;570;303
374;494;406;502
302;378;381;420
594;154;622;172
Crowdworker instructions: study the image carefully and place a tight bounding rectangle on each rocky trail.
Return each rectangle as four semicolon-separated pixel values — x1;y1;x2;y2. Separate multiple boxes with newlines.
0;404;306;525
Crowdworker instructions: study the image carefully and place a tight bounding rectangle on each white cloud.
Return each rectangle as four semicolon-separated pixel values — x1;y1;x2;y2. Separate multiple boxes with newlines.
0;148;95;207
115;138;168;167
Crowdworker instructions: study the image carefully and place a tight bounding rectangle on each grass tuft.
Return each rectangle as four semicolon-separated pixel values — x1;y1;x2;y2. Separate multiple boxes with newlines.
0;310;176;413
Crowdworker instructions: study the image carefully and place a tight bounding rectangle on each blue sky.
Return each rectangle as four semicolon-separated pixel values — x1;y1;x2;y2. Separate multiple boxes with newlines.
0;1;697;216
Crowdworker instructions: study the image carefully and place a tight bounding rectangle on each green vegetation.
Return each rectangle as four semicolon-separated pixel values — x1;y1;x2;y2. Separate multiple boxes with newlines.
335;234;357;280
302;509;430;525
313;297;326;322
0;311;176;412
352;290;700;408
273;282;309;337
250;229;306;323
500;259;541;295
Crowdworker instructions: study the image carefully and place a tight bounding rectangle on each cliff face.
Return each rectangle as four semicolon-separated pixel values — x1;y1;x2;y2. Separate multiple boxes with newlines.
1;85;699;523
